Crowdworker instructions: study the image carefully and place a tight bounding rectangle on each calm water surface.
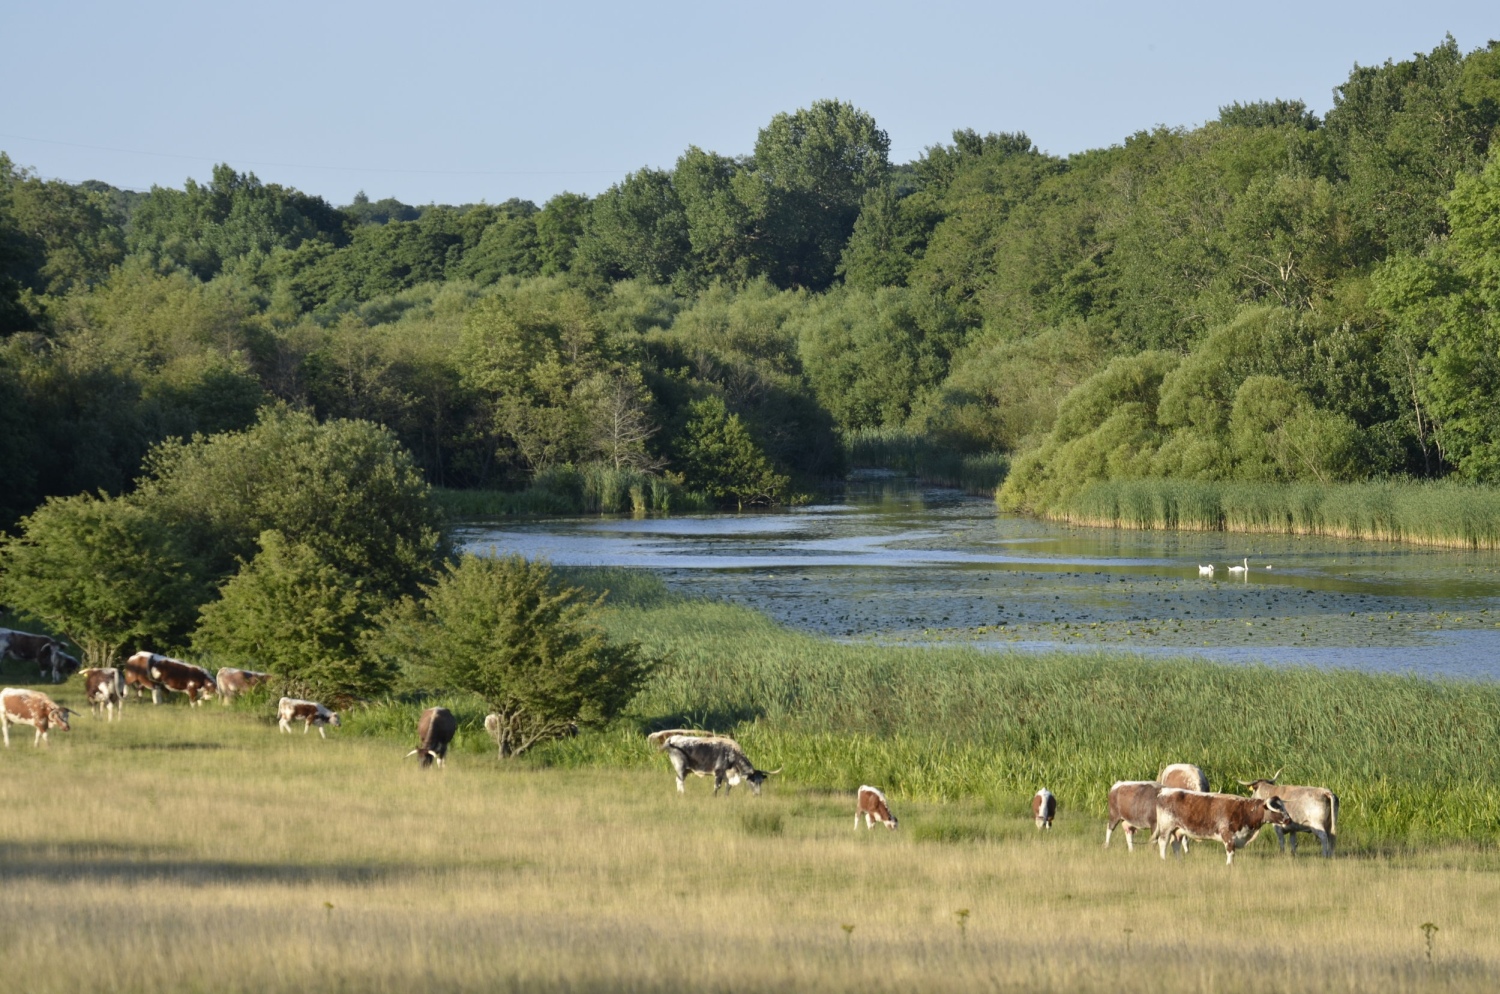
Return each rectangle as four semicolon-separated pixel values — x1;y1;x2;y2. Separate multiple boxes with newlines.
458;477;1500;681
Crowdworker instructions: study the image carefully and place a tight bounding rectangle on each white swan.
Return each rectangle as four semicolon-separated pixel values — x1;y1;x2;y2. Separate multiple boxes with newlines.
1227;557;1249;574
1197;564;1215;577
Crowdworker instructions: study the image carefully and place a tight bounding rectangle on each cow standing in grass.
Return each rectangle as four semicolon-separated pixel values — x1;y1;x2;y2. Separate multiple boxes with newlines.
82;668;125;721
278;697;340;738
1239;772;1339;857
407;707;457;768
855;785;898;829
1;688;72;747
646;729;780;796
1158;764;1209;851
216;668;272;705
1152;788;1293;865
1032;788;1057;830
1105;781;1160;851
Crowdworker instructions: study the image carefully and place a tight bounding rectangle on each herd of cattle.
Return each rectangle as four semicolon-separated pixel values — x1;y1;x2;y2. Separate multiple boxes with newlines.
2;626;1339;864
644;731;1338;865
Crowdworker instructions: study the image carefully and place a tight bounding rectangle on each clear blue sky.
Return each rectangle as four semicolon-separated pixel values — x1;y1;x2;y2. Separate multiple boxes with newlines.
2;1;1495;208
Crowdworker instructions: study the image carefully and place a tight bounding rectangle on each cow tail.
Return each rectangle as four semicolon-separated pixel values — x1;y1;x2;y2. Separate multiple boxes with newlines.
1327;790;1338;843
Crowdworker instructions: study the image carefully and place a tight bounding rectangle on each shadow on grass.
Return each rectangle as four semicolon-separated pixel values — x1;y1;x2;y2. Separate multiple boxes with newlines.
0;841;415;887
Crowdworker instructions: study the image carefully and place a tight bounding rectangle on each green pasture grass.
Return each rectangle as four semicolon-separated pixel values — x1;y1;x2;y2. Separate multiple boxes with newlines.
1052;478;1500;549
844;427;1008;494
3;705;1500;993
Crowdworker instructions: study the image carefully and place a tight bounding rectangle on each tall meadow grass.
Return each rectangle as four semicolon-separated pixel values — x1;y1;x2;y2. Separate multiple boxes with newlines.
1049;478;1500;549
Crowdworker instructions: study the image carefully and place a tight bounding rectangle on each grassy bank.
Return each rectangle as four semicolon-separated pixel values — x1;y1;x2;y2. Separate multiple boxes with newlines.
3;706;1500;993
844;427;1008;494
1040;478;1500;549
434;463;707;519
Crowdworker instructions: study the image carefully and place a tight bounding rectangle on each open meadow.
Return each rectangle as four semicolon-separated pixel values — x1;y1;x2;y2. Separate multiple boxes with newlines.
1;702;1499;994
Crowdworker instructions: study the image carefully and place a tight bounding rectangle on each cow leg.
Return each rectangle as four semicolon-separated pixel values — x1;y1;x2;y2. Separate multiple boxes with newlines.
1274;825;1288;853
151;686;162;706
318;724;327;740
1124;825;1136;852
1224;842;1235;866
1287;830;1300;856
1316;830;1332;858
35;727;45;747
1105;817;1119;848
1;718;9;748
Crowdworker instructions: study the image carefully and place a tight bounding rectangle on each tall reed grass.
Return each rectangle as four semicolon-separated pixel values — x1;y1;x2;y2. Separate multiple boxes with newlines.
434;463;706;519
844;427;1008;494
1049;478;1500;549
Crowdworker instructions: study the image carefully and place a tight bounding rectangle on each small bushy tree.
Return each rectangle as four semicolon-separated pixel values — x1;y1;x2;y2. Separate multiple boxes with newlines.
194;530;391;699
0;493;208;666
372;555;656;757
672;396;790;507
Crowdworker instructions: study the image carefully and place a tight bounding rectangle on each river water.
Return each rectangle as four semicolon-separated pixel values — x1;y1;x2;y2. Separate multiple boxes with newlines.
457;475;1500;681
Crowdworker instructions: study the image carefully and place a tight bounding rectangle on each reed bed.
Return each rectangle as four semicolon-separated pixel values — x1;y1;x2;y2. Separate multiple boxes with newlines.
434;464;703;519
2;707;1499;993
844;427;1008;494
1050;478;1500;549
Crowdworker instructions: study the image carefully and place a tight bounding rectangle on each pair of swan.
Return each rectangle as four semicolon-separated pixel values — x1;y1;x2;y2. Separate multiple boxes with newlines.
1198;558;1272;576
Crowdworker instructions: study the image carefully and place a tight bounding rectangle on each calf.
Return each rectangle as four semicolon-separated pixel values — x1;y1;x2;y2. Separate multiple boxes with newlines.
215;667;272;705
1105;780;1160;852
82;668;125;721
855;785;898;829
646;729;780;796
1032;788;1057;829
1;687;72;747
1152;788;1293;865
0;629;62;681
1238;773;1339;857
406;706;458;768
278;697;340;738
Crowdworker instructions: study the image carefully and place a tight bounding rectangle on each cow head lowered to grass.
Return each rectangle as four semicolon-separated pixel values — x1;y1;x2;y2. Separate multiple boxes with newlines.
646;729;781;796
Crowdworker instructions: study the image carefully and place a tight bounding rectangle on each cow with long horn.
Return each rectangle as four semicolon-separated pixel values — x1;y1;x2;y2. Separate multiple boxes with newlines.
1237;770;1339;857
406;706;458;769
646;729;781;796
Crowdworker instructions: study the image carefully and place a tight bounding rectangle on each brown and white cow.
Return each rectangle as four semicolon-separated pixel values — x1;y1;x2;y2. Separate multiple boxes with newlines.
855;785;898;829
1105;780;1160;851
1032;788;1057;830
1159;763;1209;791
278;697;340;738
1;687;72;747
406;706;457;768
124;652;214;705
646;729;780;796
0;628;62;682
1238;772;1339;857
82;668;125;721
1152;788;1293;865
215;667;272;705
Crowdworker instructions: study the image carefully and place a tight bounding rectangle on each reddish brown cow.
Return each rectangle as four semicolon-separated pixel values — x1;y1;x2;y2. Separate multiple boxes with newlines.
1152;788;1293;865
215;667;272;705
278;697;340;738
125;652;215;705
82;668;125;721
1;687;72;747
855;785;898;829
406;706;457;768
1032;788;1057;830
1105;781;1160;852
0;629;62;681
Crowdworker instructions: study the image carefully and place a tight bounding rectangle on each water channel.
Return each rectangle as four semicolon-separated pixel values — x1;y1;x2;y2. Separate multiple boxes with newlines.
458;475;1500;681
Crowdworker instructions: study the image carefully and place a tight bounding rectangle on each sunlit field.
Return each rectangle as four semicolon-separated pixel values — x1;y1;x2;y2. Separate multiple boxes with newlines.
1;703;1498;994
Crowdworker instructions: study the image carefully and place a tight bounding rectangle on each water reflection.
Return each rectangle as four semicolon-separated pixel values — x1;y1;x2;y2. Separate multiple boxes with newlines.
458;479;1500;680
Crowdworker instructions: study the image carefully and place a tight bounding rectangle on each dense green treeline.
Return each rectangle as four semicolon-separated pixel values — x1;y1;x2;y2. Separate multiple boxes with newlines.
5;36;1500;527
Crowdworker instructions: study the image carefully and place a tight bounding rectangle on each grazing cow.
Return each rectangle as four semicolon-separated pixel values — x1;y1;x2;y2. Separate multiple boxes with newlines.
646;729;780;796
137;654;215;705
1105;781;1160;851
278;697;340;738
1238;772;1339;857
1;688;72;747
406;706;458;768
1032;788;1057;829
215;667;272;705
1152;788;1293;865
122;652;159;700
0;628;62;681
855;785;898;829
82;668;125;721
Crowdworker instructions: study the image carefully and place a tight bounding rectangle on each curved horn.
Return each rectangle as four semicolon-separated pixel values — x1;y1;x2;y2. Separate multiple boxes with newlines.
1236;778;1255;787
403;749;420;760
765;767;783;775
1270;767;1283;783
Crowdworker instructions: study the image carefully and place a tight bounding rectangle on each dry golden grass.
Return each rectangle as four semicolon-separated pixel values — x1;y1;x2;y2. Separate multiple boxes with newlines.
2;705;1498;993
